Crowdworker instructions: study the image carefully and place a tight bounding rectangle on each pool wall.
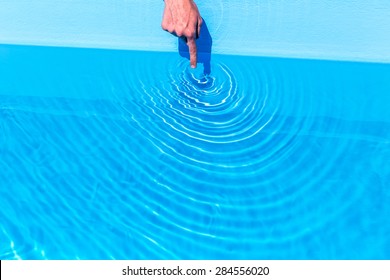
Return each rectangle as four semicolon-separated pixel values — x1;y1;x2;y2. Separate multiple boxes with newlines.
1;0;390;62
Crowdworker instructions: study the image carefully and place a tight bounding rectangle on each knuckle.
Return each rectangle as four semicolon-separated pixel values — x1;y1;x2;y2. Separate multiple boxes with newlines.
176;27;184;36
161;22;168;31
184;29;194;39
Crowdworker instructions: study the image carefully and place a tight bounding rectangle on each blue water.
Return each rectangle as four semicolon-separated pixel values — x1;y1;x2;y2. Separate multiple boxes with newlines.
1;45;390;259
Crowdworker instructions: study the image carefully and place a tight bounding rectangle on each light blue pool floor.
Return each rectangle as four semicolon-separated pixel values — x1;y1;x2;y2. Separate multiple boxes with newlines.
0;45;390;259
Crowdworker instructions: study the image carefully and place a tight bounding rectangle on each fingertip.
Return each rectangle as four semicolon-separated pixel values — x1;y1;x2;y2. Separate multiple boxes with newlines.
190;54;197;68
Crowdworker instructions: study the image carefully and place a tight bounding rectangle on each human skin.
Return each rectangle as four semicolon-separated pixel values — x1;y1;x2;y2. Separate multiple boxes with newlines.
162;0;203;68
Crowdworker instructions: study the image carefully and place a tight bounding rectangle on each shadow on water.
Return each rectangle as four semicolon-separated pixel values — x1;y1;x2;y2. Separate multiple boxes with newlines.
178;19;212;75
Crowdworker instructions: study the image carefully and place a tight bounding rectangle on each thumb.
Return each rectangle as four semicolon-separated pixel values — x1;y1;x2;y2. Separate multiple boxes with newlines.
187;37;197;68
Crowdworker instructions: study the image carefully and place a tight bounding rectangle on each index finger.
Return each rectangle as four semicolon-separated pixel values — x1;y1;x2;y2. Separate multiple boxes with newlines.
187;37;197;68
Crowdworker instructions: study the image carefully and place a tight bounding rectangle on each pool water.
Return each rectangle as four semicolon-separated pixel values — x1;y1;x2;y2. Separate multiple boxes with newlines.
0;44;390;259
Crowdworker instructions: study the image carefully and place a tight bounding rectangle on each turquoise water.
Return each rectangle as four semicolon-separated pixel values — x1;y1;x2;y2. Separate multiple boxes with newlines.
1;45;390;259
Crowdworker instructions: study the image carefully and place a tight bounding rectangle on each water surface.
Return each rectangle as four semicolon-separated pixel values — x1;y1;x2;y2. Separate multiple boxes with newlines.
1;45;390;259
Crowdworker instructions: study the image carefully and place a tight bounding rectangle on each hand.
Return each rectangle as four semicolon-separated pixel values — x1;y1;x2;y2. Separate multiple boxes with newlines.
162;0;203;68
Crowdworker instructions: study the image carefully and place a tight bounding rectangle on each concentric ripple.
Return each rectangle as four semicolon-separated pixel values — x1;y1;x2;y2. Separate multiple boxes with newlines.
1;45;390;260
114;53;389;256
